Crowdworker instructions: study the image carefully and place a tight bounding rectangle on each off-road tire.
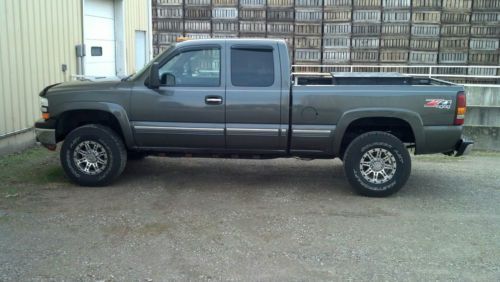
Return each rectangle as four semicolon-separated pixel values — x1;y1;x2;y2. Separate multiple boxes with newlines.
60;124;127;186
343;131;411;197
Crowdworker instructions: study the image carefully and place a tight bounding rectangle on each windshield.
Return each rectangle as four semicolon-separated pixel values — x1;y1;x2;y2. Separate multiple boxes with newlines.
130;45;176;80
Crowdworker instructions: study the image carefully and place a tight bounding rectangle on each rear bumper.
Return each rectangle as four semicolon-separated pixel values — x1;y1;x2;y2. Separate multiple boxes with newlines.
455;139;474;157
34;119;56;147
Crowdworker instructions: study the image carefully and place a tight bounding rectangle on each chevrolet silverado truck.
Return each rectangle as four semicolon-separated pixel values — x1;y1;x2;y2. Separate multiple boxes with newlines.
35;39;473;197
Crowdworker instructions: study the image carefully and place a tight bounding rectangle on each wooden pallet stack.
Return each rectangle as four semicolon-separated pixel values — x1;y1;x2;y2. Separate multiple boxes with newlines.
238;0;266;38
151;0;500;76
468;0;500;81
266;0;295;60
153;0;184;55
379;0;410;68
293;0;323;70
350;0;382;71
183;0;211;39
322;0;352;73
211;0;238;38
437;0;472;78
409;0;441;69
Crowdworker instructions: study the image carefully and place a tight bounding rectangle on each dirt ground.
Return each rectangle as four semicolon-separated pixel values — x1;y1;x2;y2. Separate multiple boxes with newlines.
0;147;499;281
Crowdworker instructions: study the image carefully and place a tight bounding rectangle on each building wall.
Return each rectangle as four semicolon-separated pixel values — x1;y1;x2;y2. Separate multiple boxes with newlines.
0;0;150;152
125;0;153;73
0;0;83;138
152;0;500;76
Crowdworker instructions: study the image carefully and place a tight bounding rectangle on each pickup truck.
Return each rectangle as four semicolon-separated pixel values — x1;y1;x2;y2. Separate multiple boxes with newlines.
35;39;473;197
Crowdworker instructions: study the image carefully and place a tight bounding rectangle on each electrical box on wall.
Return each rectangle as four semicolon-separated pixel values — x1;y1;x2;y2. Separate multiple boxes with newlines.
75;44;86;58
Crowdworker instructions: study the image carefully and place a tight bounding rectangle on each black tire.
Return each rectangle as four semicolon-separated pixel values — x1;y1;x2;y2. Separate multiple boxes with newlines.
60;124;127;186
127;151;147;161
343;131;411;197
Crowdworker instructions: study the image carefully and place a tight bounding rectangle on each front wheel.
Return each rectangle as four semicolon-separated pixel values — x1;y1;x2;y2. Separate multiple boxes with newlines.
343;131;411;197
60;124;127;186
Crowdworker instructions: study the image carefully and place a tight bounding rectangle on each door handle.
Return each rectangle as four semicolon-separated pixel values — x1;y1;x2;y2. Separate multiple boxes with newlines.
205;96;223;105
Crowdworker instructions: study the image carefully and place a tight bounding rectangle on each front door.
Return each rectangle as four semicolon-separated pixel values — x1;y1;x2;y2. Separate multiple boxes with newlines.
130;44;225;150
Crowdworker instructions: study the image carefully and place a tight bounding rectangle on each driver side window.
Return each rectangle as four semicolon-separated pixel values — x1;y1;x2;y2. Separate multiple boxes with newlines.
159;48;220;87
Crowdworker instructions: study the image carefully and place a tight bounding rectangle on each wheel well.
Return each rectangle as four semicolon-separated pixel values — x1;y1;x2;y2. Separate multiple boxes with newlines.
56;110;124;142
340;117;415;156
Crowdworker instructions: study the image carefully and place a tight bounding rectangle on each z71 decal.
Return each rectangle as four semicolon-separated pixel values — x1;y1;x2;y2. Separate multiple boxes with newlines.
424;99;452;110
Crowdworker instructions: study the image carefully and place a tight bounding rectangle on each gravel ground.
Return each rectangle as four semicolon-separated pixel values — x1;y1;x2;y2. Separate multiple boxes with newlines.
0;147;499;281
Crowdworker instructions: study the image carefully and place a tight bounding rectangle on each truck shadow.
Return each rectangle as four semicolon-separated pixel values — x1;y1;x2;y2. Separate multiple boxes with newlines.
118;156;354;196
117;156;468;199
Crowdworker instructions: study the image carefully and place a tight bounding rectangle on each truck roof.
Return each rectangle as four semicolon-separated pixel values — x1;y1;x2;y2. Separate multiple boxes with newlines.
175;38;286;47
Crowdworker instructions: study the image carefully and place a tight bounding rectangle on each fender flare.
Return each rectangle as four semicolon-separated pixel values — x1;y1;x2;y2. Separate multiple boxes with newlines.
53;102;134;148
331;108;424;156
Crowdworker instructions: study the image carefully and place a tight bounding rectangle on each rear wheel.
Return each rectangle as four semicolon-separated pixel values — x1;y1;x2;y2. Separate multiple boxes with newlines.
60;124;127;186
343;131;411;197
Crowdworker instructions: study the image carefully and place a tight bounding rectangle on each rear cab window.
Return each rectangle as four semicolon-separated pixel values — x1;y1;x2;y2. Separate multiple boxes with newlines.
230;46;275;87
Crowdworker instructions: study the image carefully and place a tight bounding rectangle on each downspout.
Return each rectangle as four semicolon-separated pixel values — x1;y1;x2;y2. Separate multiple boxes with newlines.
79;0;85;76
147;0;153;60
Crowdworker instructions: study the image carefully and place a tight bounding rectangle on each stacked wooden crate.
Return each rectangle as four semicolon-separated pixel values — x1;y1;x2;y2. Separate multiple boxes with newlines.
151;0;500;74
351;0;382;67
184;0;211;39
438;0;472;76
266;0;294;60
380;0;410;65
468;0;500;77
323;0;352;70
153;0;184;55
238;0;266;38
409;0;441;66
294;0;323;68
212;0;238;38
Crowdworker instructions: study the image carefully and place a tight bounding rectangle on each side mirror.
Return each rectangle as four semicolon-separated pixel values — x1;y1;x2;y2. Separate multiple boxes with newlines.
161;72;176;86
147;62;160;89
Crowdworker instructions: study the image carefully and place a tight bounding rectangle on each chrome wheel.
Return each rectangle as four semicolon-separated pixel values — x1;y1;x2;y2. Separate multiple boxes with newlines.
73;140;108;175
359;148;397;185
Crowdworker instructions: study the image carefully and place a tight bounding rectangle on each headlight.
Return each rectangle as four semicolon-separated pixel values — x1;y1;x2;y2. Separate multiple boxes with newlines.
40;97;50;119
40;97;49;113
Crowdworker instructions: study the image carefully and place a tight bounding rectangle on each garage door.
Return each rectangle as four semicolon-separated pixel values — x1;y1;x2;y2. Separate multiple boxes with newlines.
84;0;116;77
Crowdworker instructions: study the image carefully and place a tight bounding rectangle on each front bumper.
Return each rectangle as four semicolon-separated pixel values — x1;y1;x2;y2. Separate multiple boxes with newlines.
454;139;474;157
34;119;56;148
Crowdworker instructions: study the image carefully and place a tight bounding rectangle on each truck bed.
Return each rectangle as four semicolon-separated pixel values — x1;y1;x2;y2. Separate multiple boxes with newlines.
290;73;464;155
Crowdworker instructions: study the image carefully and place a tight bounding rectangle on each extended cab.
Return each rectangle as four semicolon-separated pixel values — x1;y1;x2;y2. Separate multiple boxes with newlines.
35;39;473;197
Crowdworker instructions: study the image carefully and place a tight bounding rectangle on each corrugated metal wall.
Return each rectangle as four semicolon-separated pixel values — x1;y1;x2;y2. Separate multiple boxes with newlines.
125;0;152;73
0;0;150;139
0;0;83;137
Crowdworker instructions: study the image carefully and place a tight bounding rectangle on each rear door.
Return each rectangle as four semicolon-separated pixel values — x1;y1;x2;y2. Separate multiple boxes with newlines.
225;42;287;152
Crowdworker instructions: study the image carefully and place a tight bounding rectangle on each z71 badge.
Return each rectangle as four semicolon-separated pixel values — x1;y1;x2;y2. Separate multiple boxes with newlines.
424;99;452;109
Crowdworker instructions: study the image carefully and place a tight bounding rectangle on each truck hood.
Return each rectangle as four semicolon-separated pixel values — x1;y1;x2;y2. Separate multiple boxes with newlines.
46;78;122;95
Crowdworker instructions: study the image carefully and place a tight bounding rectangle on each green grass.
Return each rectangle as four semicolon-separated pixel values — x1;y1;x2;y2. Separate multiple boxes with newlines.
0;146;66;195
0;215;10;223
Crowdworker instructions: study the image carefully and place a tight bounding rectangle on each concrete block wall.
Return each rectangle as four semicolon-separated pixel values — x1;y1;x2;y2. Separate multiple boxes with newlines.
464;86;500;151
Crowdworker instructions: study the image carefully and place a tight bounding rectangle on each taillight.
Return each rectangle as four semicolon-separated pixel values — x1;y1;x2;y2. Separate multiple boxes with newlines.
454;91;466;125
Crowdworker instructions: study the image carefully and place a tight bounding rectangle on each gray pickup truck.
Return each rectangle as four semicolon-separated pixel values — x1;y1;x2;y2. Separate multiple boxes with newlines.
35;39;473;197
